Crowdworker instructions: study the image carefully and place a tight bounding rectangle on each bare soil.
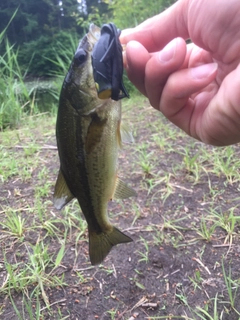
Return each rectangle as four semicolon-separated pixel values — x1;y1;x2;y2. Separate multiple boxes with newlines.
0;99;240;319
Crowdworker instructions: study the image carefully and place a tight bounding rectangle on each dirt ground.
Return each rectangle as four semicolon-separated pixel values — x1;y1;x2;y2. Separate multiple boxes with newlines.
0;98;240;319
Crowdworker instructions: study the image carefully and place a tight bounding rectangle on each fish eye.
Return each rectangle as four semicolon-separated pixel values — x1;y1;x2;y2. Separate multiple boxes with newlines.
74;49;87;65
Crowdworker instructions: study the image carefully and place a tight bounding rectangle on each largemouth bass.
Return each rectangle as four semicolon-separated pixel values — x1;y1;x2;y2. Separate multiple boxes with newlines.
54;23;136;265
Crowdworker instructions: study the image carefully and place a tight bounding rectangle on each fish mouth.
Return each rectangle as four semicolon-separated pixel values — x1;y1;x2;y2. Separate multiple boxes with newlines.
75;24;100;58
88;24;101;45
76;34;90;54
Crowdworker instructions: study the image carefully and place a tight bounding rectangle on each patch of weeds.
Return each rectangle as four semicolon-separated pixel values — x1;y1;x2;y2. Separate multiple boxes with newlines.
168;234;185;248
189;269;203;291
75;270;93;284
175;288;189;306
20;164;34;181
177;267;240;320
131;269;146;290
9;291;42;320
194;293;222;320
152;217;187;247
136;142;154;176
1;261;24;293
179;145;202;183
37;166;49;181
222;261;240;314
35;217;68;243
0;208;26;238
151;172;175;203
152;132;169;151
136;236;149;263
194;216;217;242
152;227;165;246
143;177;159;195
208;206;240;246
1;240;67;308
0;150;18;181
131;203;142;226
34;198;50;222
35;181;52;198
106;308;119;320
63;199;88;234
162;216;187;234
23;143;40;157
53;242;66;269
212;146;240;183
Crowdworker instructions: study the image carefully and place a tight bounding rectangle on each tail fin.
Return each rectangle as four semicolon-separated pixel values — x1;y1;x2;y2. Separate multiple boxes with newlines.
89;227;133;265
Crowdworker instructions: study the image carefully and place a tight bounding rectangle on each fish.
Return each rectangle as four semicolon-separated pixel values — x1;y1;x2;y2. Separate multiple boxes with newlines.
53;23;136;265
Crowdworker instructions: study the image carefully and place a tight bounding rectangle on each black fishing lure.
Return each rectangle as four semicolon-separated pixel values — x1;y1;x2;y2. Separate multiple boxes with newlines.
91;23;129;101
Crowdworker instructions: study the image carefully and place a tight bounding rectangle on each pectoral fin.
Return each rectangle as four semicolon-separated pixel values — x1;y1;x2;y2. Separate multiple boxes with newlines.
117;121;134;147
113;177;137;199
120;122;134;144
53;169;74;210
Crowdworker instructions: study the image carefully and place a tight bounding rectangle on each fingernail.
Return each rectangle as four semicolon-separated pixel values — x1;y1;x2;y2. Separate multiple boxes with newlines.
159;39;177;62
191;63;218;79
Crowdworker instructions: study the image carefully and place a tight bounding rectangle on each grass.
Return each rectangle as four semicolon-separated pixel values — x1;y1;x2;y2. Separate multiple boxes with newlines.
0;94;240;319
0;14;67;131
0;34;32;129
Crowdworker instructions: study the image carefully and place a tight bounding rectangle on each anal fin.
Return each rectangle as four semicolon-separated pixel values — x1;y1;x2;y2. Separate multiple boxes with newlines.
53;169;74;210
113;177;137;199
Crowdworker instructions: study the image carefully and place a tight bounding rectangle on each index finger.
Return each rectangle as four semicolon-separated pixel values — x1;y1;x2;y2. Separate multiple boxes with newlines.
120;0;189;52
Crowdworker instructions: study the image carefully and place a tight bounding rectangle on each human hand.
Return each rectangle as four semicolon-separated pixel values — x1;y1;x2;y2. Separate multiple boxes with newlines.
120;0;240;146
